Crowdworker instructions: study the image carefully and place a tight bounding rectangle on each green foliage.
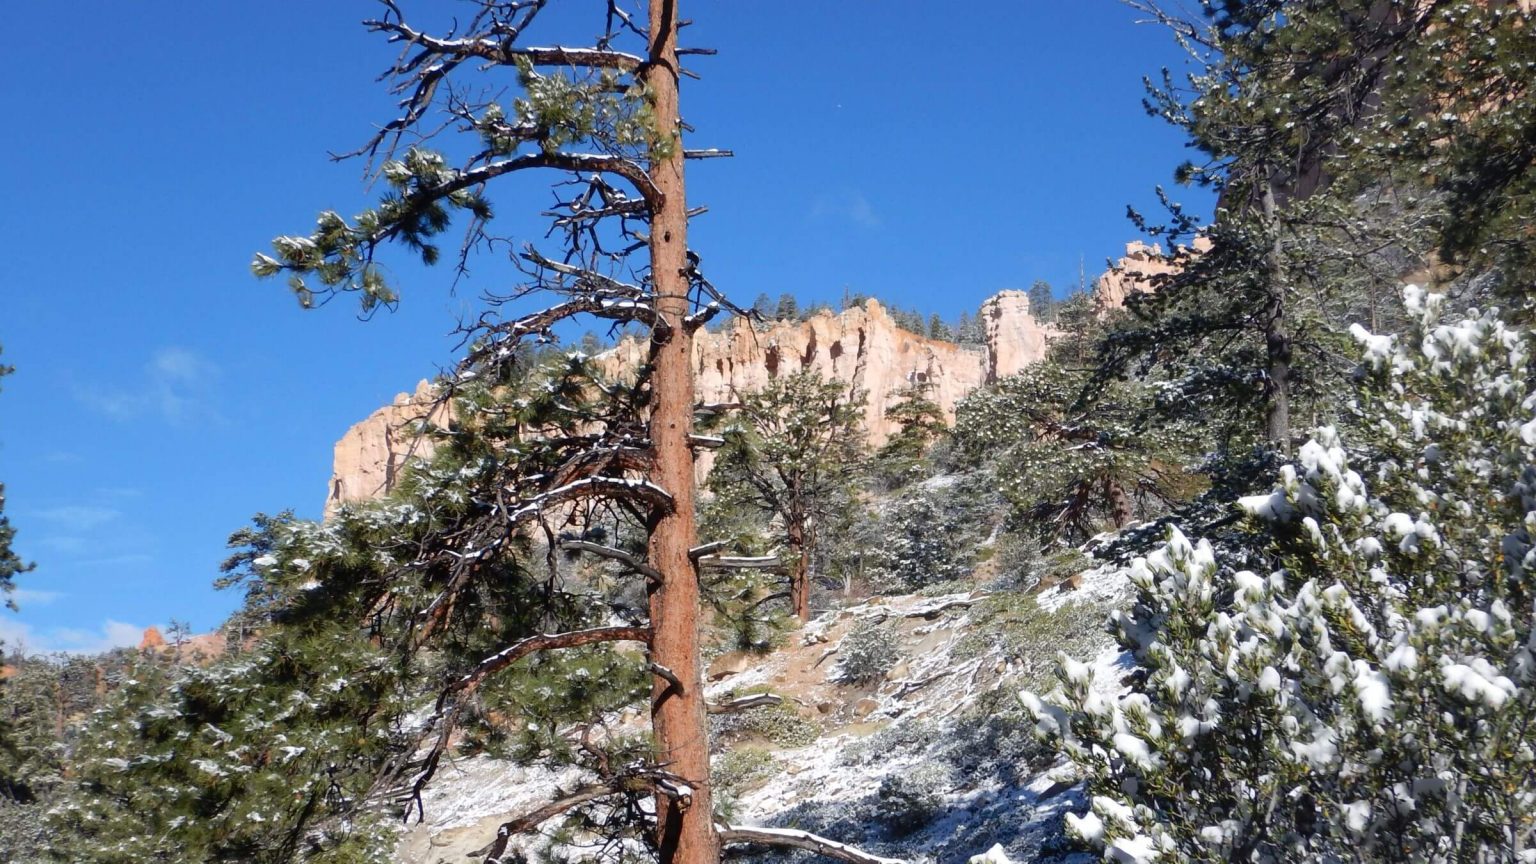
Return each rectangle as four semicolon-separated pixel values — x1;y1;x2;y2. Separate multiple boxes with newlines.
711;700;819;749
953;299;1201;543
867;486;978;593
1027;280;1054;324
875;763;949;835
711;747;780;796
0;656;66;805
950;593;1103;695
49;645;400;864
873;383;948;490
1028;289;1536;862
705;371;867;612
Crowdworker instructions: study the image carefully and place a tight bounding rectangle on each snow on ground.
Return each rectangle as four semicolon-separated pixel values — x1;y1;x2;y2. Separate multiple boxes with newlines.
396;574;1136;864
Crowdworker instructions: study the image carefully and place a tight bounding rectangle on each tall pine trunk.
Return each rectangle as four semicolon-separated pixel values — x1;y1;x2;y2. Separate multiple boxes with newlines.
643;4;719;863
786;508;811;622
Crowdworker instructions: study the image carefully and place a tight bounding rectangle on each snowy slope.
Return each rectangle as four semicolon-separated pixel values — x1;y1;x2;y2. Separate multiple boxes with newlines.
394;575;1133;864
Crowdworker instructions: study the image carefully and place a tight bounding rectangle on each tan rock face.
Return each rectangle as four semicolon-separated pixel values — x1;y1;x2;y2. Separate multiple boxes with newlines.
325;279;1144;509
978;290;1059;382
1093;238;1211;315
594;299;1003;450
138;626;166;650
325;379;448;516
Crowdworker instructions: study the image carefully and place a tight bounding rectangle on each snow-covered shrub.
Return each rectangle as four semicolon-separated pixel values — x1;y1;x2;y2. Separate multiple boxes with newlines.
839;719;940;766
876;762;950;835
836;619;902;684
1025;288;1536;862
986;532;1043;592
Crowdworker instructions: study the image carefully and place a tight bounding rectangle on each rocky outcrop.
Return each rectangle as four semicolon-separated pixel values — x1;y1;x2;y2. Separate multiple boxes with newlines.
325;274;1149;510
978;291;1057;382
138;626;166;651
594;298;1014;449
325;379;449;515
1093;238;1211;315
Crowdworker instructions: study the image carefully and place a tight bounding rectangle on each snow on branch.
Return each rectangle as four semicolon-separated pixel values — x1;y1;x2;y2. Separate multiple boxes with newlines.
450;626;652;701
504;477;673;524
706;693;782;714
696;555;783;571
718;825;909;864
557;539;663;583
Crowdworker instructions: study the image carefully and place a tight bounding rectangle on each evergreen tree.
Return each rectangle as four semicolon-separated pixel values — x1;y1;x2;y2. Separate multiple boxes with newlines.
927;314;952;341
955;310;986;345
954;294;1200;543
706;372;866;621
1027;279;1054;323
1029;287;1536;862
775;293;799;321
246;4;781;862
874;381;948;489
751;293;775;322
1104;0;1536;452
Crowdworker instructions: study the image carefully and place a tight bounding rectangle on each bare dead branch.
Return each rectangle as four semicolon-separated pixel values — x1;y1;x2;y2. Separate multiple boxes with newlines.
687;540;728;560
706;693;782;714
687;434;725;449
718;825;909;864
697;555;782;571
902;592;988;619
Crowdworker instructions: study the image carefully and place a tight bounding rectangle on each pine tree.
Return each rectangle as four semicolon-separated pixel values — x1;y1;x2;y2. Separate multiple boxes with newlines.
775;293;799;321
874;381;948;489
1027;279;1054;323
752;293;775;322
1028;286;1536;862
927;313;952;341
250;9;890;862
954;294;1200;543
955;310;986;345
706;372;866;622
1103;0;1536;452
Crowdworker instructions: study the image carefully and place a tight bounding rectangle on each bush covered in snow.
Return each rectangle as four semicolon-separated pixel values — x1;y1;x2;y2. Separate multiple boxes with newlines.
1026;289;1536;862
835;619;902;684
875;762;950;836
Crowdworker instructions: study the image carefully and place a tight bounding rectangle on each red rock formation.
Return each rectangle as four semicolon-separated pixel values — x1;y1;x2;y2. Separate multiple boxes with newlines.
138;626;166;650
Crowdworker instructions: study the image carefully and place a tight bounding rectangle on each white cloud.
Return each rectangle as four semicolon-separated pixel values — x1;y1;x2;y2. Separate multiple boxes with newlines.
0;616;146;655
810;190;881;228
35;504;121;530
8;588;62;607
74;346;221;425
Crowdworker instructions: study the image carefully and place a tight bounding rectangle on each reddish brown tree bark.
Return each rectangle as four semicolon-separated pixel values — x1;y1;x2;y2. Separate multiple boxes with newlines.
642;3;719;863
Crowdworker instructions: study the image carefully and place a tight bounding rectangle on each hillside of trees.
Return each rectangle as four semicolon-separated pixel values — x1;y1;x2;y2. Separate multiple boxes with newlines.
4;1;1536;863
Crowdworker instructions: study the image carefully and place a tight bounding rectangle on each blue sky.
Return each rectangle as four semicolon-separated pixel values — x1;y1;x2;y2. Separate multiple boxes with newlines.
0;1;1210;653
